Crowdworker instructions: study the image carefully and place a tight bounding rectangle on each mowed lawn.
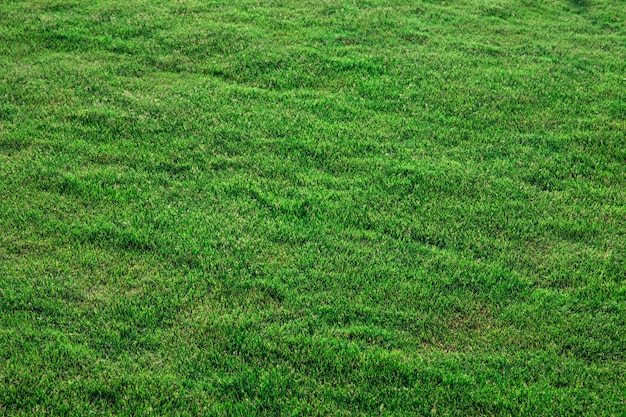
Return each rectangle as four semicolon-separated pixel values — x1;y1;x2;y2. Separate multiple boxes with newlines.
1;0;625;415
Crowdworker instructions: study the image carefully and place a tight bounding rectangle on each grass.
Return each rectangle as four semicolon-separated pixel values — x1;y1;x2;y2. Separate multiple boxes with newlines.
0;0;625;415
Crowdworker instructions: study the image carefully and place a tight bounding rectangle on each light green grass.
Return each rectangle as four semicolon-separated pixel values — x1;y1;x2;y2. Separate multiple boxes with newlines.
1;0;625;415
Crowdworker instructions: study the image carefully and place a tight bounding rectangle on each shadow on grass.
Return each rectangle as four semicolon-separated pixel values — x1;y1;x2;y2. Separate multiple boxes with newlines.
569;0;589;8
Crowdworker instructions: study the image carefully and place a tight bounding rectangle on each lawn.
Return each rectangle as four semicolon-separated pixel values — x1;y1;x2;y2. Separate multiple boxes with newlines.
0;0;625;415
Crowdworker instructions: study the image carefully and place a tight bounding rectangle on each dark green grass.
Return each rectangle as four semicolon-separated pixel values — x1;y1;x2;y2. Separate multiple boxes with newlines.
1;0;625;415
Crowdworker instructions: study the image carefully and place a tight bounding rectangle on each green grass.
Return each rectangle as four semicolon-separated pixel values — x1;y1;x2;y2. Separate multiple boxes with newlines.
1;0;625;415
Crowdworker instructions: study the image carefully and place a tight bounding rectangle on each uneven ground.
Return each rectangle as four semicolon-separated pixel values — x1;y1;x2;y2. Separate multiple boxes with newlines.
0;0;625;415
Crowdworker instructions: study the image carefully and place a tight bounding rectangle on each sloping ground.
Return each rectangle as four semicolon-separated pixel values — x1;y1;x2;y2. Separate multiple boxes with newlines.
0;0;624;415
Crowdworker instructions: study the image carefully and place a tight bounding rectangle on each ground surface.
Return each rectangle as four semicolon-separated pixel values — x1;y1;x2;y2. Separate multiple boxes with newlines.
0;0;625;415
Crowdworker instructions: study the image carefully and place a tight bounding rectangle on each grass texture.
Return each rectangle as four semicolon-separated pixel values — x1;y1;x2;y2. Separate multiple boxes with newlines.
0;0;625;415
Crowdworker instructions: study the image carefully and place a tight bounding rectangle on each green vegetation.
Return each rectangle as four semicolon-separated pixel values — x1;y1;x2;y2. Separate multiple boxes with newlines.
1;0;625;415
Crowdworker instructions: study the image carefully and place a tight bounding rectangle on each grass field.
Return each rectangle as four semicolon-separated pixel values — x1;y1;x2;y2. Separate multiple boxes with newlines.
1;0;625;415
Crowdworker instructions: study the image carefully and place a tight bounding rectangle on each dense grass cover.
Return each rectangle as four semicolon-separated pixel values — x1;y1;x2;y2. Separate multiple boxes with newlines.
1;0;625;415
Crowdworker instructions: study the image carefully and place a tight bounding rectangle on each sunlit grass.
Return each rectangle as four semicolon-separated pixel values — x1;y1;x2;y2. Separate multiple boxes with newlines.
0;0;625;415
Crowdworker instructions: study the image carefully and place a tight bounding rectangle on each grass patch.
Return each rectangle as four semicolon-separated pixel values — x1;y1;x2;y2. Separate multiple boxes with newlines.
1;0;625;415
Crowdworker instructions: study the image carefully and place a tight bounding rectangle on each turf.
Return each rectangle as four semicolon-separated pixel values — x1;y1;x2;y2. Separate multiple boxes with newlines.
0;0;625;415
